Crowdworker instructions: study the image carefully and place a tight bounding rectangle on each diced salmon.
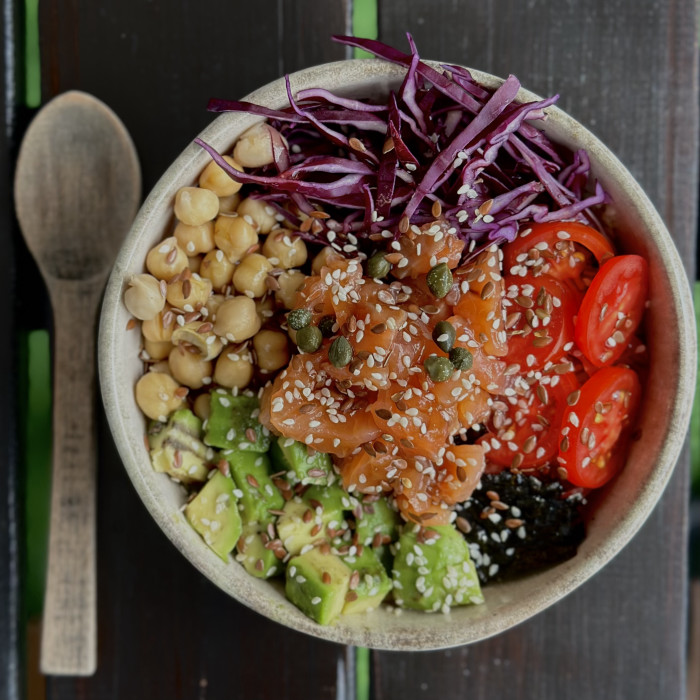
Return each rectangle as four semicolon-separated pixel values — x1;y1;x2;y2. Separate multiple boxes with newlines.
265;354;380;457
392;219;464;279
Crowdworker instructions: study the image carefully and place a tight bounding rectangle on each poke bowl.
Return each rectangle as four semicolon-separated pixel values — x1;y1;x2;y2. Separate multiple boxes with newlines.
98;37;696;650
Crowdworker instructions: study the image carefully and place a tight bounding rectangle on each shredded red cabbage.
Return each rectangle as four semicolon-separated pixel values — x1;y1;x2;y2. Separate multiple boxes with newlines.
195;34;607;258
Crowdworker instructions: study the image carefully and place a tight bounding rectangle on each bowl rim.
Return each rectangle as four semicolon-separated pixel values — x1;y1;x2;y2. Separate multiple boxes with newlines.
98;57;697;650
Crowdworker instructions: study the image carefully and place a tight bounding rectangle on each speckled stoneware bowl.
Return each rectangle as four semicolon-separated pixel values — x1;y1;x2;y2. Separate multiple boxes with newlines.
99;59;696;650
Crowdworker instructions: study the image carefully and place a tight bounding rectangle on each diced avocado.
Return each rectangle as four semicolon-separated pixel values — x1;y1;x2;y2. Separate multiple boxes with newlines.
286;547;351;625
303;483;352;515
185;471;242;561
149;409;212;484
392;524;483;612
355;496;401;547
226;451;284;528
205;391;270;452
341;547;392;615
277;486;348;556
270;436;332;485
235;526;282;579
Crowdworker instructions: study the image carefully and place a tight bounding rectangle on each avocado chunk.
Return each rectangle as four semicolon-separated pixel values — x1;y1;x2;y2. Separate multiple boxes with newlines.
355;496;401;547
270;436;332;485
149;409;212;484
286;547;352;625
205;391;270;452
392;524;483;612
277;484;350;556
225;451;284;528
341;547;392;615
235;526;282;579
185;471;242;561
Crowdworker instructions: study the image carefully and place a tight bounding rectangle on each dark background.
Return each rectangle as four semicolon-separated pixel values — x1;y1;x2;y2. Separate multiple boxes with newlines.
1;1;697;699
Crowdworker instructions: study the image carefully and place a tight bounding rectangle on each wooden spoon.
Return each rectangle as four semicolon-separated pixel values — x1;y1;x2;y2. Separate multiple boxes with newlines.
14;91;140;675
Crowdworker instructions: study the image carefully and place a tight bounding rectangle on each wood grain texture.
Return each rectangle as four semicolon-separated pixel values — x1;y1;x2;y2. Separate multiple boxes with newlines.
36;0;353;697
1;0;23;695
375;1;697;699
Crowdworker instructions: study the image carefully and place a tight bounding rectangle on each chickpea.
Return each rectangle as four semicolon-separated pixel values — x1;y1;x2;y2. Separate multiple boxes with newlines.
135;371;185;421
275;270;307;309
146;237;188;281
168;345;212;389
255;295;275;323
174;186;219;226
143;338;172;361
214;214;258;263
312;245;343;275
174;220;215;256
193;393;211;421
218;192;241;214
204;293;226;321
198;155;243;197
233;122;285;168
142;307;176;343
147;361;171;374
237;197;277;233
166;273;212;311
171;322;223;361
200;249;234;292
233;253;273;298
214;349;254;389
253;330;290;373
262;230;307;269
213;296;261;342
124;273;165;321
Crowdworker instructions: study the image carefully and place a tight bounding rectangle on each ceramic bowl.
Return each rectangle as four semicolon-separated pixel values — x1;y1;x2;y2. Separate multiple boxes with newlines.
98;59;696;650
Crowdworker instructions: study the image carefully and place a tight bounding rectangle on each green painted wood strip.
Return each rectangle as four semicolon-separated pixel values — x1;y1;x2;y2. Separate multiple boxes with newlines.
355;646;370;700
351;0;378;695
352;0;378;59
352;0;379;700
24;0;40;107
22;0;50;622
24;330;51;618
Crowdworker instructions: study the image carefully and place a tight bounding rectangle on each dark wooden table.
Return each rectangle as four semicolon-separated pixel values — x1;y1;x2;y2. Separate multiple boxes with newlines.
2;1;697;699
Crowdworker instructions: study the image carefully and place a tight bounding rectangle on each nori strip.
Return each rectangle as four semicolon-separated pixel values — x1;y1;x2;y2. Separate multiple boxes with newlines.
457;472;586;584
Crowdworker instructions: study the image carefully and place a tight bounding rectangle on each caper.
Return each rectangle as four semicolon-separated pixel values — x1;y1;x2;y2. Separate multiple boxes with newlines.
329;336;353;368
449;347;473;371
432;320;456;352
426;262;453;299
287;308;312;331
424;355;454;383
296;325;323;353
318;315;336;338
365;251;391;279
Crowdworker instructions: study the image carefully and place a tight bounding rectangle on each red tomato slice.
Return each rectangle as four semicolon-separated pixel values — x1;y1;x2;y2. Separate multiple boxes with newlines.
479;370;579;470
503;221;615;283
574;255;648;367
503;273;577;371
557;366;641;488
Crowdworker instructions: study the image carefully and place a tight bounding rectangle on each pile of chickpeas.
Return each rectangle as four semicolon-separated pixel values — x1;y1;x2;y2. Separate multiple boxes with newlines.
127;121;323;425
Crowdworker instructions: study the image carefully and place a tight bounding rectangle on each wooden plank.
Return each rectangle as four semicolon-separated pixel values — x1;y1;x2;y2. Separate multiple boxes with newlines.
375;1;697;698
1;0;25;696
35;1;352;697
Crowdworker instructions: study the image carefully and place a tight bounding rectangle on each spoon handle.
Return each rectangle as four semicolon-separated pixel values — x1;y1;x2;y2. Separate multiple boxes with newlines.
40;278;103;676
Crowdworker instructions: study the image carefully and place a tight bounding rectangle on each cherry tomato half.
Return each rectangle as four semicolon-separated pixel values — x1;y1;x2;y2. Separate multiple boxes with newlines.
479;370;579;470
557;366;641;488
503;221;615;283
503;273;577;371
574;255;648;367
